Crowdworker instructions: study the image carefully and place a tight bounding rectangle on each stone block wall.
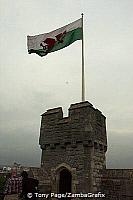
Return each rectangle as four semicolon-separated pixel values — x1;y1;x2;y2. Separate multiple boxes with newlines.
102;169;133;200
39;101;107;194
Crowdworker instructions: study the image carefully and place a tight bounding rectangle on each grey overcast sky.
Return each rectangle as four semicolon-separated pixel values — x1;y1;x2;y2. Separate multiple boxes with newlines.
0;0;133;168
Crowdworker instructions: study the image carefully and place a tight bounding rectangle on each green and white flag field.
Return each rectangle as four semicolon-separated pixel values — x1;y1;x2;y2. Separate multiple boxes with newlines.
27;18;82;57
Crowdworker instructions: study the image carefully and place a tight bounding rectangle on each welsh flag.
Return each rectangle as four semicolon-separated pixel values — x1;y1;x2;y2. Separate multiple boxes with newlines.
27;18;82;57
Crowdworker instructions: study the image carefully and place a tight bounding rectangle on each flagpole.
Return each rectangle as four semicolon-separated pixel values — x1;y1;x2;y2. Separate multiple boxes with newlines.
81;13;85;102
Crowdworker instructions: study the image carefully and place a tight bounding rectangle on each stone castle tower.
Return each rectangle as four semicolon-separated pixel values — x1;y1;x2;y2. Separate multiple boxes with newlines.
39;101;107;194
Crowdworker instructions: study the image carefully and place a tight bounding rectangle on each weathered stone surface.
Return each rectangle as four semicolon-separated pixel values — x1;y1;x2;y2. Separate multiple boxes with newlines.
34;101;133;200
39;101;107;196
102;169;133;200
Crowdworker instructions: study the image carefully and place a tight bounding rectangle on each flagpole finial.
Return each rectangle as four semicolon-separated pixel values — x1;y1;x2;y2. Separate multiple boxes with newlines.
81;13;84;17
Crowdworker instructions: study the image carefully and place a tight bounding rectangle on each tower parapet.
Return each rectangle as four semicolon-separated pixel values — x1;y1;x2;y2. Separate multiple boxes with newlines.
39;101;107;150
39;101;107;194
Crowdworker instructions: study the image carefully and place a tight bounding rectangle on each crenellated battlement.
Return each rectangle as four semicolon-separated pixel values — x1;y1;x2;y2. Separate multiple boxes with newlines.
38;101;133;198
39;101;108;194
39;101;107;150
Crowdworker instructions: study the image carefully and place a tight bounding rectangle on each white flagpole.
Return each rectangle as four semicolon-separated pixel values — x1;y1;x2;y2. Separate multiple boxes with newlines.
81;13;85;102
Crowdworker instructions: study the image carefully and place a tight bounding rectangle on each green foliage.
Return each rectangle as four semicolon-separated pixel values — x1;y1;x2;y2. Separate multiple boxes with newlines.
0;175;7;193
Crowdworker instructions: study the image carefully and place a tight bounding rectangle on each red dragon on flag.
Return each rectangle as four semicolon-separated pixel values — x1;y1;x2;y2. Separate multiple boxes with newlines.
40;31;66;54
